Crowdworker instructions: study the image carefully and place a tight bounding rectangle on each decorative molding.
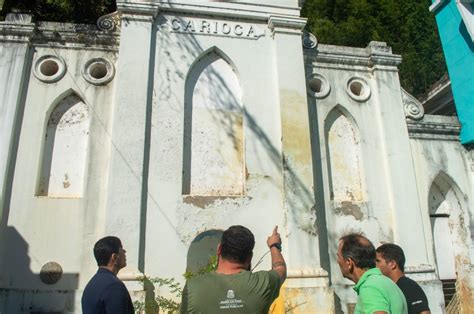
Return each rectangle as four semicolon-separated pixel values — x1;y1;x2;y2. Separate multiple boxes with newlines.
97;11;121;32
302;31;317;49
407;116;461;141
30;22;119;51
405;265;436;274
287;267;329;279
402;88;424;120
0;14;35;43
268;15;306;36
367;41;402;67
305;42;401;69
117;2;160;17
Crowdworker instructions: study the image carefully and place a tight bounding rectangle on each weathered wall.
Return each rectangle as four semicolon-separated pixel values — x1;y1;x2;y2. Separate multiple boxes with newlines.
408;114;474;312
0;18;118;312
0;1;472;313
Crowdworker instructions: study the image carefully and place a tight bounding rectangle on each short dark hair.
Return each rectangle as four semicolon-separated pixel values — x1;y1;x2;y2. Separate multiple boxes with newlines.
376;243;406;272
220;225;255;264
93;236;122;266
339;233;375;269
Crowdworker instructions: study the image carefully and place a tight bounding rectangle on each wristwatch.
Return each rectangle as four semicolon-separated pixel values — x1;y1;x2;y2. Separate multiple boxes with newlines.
269;243;282;251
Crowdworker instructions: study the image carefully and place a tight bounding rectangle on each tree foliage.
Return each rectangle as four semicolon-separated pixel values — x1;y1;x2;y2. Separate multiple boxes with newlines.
301;0;447;97
2;0;445;96
1;0;116;24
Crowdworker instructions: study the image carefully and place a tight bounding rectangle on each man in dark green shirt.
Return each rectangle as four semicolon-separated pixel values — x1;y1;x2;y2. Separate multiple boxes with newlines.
181;225;286;313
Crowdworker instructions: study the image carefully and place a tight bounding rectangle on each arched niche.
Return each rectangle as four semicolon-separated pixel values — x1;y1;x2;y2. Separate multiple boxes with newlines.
182;48;244;196
325;106;365;202
186;229;223;274
37;93;89;197
429;172;470;305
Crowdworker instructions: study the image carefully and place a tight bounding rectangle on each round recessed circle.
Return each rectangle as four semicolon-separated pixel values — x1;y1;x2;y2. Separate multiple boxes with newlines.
33;55;66;83
83;58;115;85
307;73;330;98
39;261;63;285
346;77;371;102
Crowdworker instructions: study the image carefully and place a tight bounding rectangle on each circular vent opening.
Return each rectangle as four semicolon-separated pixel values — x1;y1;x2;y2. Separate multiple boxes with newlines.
40;60;60;77
309;77;323;93
349;80;364;96
89;62;108;79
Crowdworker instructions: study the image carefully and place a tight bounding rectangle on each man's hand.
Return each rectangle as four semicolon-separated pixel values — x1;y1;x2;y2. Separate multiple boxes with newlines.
267;226;282;248
267;226;286;285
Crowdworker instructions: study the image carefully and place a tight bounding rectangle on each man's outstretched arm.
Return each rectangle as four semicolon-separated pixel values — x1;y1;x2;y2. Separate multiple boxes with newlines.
267;226;287;285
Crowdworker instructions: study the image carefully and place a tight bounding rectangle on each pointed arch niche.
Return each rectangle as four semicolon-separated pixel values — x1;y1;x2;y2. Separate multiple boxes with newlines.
37;93;90;197
429;173;469;278
428;172;470;305
325;106;365;202
182;48;244;196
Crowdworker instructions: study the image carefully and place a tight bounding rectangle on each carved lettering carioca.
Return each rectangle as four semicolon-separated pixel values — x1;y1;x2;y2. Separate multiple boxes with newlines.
169;18;263;39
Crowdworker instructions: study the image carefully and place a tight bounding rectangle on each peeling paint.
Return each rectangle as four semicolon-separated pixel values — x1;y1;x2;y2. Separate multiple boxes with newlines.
335;201;363;220
183;195;251;209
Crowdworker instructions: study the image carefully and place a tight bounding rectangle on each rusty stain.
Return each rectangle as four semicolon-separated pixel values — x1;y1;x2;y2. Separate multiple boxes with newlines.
280;89;313;183
63;174;70;189
335;201;363;220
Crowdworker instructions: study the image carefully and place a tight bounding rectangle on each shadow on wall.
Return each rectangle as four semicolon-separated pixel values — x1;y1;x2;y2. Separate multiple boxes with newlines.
0;226;78;313
186;229;223;274
154;15;316;227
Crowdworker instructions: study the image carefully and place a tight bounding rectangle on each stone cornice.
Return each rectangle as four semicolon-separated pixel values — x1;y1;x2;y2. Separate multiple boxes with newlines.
0;23;35;43
287;267;329;279
117;2;160;17
305;41;401;69
407;115;461;141
0;12;119;50
268;15;306;36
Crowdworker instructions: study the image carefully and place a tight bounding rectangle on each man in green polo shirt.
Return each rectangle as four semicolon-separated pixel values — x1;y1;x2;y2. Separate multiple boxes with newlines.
336;233;407;314
181;225;286;313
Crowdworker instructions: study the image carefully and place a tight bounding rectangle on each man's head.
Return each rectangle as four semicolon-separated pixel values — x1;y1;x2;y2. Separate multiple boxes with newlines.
337;233;375;282
93;236;127;272
376;243;405;277
219;226;255;266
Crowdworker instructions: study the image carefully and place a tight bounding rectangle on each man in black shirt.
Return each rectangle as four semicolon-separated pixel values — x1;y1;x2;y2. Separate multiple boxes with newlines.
82;236;134;314
376;243;430;314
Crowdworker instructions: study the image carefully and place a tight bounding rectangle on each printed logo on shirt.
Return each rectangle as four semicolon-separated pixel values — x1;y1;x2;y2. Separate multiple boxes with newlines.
219;290;244;309
412;300;422;305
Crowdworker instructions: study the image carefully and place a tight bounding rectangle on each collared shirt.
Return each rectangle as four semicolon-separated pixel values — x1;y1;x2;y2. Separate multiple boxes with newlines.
354;268;408;314
82;268;134;314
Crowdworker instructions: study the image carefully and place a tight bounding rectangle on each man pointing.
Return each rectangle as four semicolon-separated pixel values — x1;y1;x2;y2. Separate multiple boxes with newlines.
181;225;286;313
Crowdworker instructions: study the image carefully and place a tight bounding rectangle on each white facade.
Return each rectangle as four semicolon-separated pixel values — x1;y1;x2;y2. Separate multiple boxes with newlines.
0;1;472;313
